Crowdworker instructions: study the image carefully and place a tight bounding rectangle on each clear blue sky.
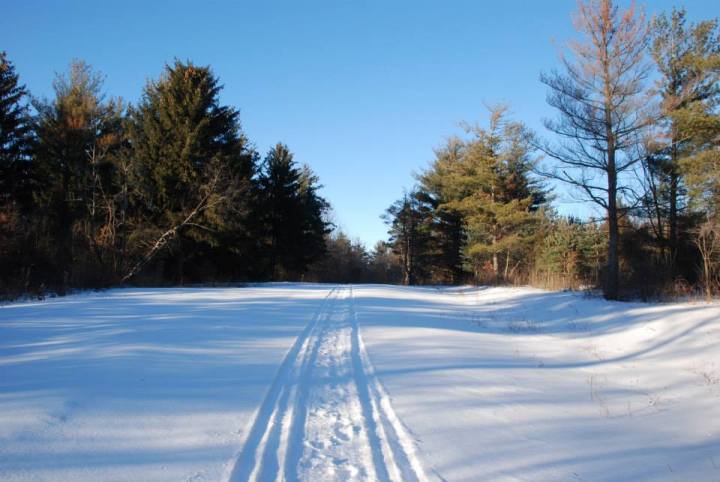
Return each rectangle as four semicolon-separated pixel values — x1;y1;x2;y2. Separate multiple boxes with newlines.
2;0;717;247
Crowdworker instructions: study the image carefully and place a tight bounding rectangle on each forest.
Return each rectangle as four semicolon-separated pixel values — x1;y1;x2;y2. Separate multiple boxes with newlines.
1;2;719;301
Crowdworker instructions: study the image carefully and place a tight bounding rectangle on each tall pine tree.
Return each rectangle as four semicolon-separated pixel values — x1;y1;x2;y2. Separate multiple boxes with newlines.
33;60;124;289
424;108;545;282
0;52;31;205
256;143;329;280
643;9;720;266
125;60;256;283
0;52;33;296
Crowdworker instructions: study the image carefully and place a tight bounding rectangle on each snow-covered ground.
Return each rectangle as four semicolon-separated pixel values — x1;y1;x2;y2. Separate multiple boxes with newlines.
1;284;719;481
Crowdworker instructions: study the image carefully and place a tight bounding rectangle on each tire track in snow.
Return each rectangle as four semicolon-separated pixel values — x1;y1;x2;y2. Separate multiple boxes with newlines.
228;285;432;482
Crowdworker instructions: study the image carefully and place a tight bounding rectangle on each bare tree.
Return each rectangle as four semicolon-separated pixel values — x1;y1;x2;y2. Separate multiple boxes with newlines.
539;0;652;299
696;220;720;301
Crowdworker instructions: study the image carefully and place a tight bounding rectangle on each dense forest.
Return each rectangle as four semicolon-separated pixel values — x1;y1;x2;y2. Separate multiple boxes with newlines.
1;1;719;300
0;58;333;296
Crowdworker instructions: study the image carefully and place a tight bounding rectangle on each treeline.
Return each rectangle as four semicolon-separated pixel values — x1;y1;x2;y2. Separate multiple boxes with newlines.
382;3;720;300
0;57;332;297
2;1;719;301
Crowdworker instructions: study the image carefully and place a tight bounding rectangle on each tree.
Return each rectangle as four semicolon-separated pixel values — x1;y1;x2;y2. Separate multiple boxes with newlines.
0;52;31;204
534;216;606;290
33;60;124;289
383;190;431;285
369;241;404;284
461;109;545;281
256;143;330;280
0;52;33;296
422;107;545;283
296;164;332;273
643;8;720;264
125;60;255;283
306;231;372;283
539;0;651;300
417;138;466;283
696;221;720;299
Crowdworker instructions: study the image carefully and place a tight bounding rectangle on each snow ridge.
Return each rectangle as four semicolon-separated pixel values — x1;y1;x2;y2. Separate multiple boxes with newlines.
227;285;431;482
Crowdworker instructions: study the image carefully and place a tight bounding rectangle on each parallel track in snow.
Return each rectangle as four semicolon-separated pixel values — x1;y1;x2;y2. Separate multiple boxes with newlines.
227;285;431;482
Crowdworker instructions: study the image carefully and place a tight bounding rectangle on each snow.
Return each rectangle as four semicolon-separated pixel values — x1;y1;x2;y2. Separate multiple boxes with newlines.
356;285;720;481
0;285;333;481
2;284;719;481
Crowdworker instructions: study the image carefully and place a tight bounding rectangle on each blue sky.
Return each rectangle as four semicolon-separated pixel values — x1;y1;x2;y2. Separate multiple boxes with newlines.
2;0;717;247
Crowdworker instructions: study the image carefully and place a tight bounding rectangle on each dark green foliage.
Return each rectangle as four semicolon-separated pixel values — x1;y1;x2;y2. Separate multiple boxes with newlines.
391;108;547;285
532;217;606;290
0;57;334;297
256;143;330;280
0;52;34;298
0;52;31;205
128;60;253;219
382;190;433;285
31;60;125;290
125;60;257;283
639;9;720;267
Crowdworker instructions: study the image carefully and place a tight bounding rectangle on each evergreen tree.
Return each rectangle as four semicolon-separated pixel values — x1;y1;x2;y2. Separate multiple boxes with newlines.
670;18;720;217
33;60;124;289
0;52;33;296
417;138;466;283
662;16;720;298
383;190;432;285
297;164;332;272
643;8;720;264
0;52;31;205
426;108;545;282
257;143;329;280
534;217;606;289
540;0;651;300
125;60;255;282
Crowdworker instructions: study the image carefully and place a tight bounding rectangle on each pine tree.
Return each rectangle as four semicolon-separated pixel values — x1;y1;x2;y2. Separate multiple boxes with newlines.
125;60;255;282
33;60;124;289
534;217;606;289
539;0;651;300
425;107;545;282
661;16;720;298
0;52;33;296
417;138;466;283
297;164;331;272
257;143;329;280
0;51;31;205
644;8;720;264
383;190;432;285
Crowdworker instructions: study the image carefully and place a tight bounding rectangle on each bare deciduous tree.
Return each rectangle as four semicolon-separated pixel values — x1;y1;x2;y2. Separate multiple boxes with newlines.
696;220;720;300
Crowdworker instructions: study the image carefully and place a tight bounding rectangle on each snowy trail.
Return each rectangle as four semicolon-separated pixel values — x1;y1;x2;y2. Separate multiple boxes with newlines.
228;285;430;482
4;284;719;481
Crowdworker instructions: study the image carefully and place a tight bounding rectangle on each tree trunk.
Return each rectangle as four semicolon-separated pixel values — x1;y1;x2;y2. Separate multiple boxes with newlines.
504;250;511;280
606;164;620;300
492;230;499;280
669;142;679;265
